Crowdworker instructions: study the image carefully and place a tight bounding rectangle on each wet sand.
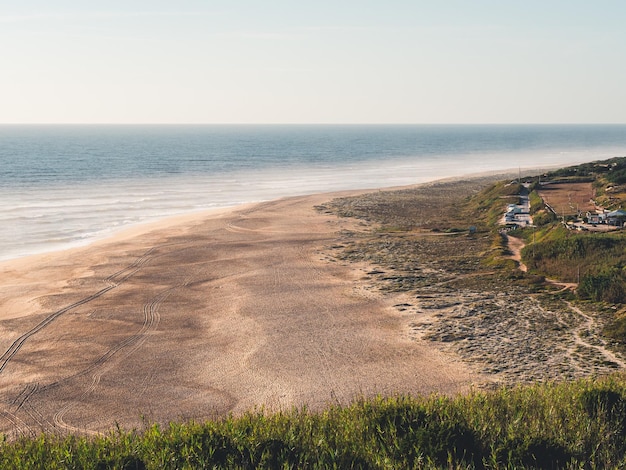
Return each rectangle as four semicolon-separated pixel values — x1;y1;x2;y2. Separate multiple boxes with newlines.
0;189;482;437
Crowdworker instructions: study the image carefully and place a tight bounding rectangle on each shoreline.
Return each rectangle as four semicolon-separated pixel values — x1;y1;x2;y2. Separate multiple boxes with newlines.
0;165;545;268
0;166;539;326
3;123;623;268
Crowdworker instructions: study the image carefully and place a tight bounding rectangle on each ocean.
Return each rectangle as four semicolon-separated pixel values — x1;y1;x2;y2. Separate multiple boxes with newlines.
1;124;626;262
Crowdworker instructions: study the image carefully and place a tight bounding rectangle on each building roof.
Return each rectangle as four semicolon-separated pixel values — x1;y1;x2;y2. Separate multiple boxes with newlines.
607;210;626;217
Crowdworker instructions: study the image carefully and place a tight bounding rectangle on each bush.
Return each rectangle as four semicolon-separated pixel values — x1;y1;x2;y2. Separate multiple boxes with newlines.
521;230;626;294
578;269;626;303
532;210;557;227
603;315;626;346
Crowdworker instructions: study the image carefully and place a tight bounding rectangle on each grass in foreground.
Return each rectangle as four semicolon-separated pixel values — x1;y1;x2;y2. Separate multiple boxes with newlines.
3;375;626;469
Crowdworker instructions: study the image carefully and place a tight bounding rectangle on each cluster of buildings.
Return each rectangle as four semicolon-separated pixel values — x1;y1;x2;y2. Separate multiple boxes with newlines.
502;192;532;228
504;204;527;224
586;209;626;227
500;182;626;230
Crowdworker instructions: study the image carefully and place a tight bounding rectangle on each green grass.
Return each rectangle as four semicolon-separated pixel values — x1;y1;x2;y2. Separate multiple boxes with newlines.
521;229;626;281
512;223;626;304
603;313;626;352
463;181;522;227
4;375;626;468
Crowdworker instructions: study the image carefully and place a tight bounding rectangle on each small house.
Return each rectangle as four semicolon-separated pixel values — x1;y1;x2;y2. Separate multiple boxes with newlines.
586;211;607;224
607;210;626;227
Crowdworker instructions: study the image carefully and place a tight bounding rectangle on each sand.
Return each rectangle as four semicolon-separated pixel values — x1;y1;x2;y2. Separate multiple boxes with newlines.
0;189;483;437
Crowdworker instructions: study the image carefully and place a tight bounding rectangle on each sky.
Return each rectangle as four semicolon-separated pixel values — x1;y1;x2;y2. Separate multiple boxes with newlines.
1;1;625;124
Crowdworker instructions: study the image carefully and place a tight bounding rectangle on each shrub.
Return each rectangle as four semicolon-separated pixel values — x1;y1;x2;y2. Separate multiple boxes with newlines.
532;210;557;227
578;269;626;303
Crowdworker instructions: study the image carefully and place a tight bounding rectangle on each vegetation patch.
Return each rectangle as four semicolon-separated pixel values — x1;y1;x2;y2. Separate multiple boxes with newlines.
522;229;626;282
4;376;626;468
603;313;626;351
321;164;626;383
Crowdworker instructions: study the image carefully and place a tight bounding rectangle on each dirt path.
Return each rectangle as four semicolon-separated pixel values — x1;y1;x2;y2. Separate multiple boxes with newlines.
564;301;626;369
505;233;578;291
506;231;618;368
504;233;527;272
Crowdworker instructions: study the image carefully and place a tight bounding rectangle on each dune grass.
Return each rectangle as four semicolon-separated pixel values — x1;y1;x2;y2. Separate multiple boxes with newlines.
2;375;626;468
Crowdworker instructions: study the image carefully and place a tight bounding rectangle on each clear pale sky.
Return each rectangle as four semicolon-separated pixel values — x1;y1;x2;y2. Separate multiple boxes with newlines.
1;1;625;124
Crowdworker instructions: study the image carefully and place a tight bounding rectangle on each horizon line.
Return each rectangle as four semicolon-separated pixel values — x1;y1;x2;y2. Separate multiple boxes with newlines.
2;122;626;126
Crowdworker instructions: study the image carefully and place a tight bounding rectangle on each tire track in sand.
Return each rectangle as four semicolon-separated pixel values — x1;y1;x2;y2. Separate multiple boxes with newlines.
51;273;195;435
0;248;157;375
0;247;162;436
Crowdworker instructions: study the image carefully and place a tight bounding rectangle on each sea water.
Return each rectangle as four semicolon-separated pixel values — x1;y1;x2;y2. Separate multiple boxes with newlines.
1;124;626;261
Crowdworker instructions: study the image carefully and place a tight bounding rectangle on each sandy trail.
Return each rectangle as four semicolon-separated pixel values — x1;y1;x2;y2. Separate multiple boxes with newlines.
505;234;527;272
0;192;480;437
506;233;578;292
564;301;626;369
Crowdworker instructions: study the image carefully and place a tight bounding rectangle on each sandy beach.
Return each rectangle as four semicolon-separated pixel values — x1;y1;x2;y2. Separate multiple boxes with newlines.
0;188;483;437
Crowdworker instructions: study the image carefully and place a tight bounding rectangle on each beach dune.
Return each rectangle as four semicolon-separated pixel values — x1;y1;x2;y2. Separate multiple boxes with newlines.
0;191;479;436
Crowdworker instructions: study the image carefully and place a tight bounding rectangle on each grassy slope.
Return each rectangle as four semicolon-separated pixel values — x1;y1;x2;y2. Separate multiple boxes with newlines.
511;158;626;350
3;375;626;469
